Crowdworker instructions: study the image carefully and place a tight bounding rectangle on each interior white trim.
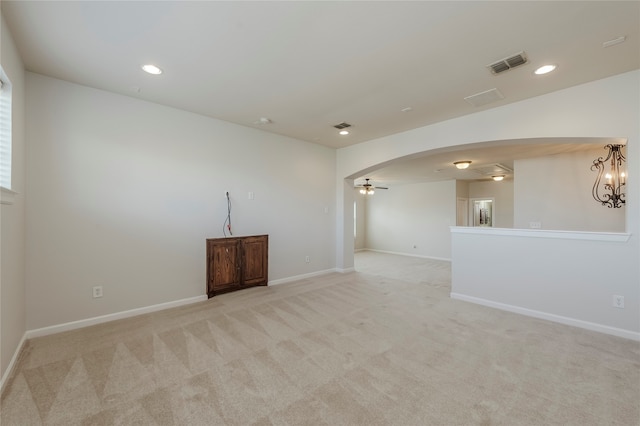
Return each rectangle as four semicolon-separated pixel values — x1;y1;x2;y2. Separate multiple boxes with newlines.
450;226;631;242
364;248;452;262
269;269;341;286
26;295;208;339
450;292;640;341
0;332;27;392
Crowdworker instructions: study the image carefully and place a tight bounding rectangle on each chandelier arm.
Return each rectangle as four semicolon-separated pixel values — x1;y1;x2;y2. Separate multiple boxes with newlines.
591;159;606;205
591;144;626;209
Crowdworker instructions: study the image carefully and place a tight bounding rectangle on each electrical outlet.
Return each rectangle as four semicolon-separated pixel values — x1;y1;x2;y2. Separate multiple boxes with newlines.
305;256;310;263
93;286;103;298
248;191;254;200
613;295;625;308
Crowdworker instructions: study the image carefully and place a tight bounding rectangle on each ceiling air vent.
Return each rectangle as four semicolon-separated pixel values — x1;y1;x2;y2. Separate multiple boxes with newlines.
464;88;504;107
472;163;514;177
487;51;528;75
333;122;351;130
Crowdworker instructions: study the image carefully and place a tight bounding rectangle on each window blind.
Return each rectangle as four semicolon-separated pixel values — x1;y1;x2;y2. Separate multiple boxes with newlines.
0;75;12;190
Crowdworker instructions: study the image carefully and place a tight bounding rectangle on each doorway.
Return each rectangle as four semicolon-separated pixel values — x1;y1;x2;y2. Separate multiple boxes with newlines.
470;198;494;227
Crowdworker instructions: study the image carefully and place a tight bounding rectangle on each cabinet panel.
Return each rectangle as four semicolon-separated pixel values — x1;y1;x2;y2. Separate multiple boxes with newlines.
211;241;239;290
242;235;268;287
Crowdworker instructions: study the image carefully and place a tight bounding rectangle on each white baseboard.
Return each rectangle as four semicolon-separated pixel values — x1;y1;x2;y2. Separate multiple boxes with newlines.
269;268;340;286
363;248;451;262
0;332;27;393
450;292;640;341
26;295;208;340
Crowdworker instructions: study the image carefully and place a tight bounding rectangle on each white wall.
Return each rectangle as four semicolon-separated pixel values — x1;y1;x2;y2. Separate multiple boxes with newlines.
455;180;469;199
354;191;366;250
364;180;456;260
25;73;336;330
468;179;514;228
451;228;637;339
514;148;625;232
0;12;26;386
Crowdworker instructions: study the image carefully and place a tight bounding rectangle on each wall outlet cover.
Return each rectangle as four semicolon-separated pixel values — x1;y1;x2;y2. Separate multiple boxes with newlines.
613;295;625;308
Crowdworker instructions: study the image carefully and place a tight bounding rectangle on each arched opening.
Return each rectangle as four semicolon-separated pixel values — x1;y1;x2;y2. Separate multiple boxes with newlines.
344;137;626;266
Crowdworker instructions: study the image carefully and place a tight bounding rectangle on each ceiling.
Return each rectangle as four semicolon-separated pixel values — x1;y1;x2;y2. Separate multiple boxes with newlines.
2;1;639;184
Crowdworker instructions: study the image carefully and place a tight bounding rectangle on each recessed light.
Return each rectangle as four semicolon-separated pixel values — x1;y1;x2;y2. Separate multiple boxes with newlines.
339;130;349;135
254;117;272;125
492;175;505;181
534;64;556;75
454;161;472;169
141;64;163;75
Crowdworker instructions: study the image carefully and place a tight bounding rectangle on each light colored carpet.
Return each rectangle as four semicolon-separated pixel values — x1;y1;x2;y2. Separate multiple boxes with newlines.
2;251;638;425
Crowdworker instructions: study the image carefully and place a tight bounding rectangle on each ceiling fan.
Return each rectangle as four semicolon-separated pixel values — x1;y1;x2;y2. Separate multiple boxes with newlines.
355;178;388;195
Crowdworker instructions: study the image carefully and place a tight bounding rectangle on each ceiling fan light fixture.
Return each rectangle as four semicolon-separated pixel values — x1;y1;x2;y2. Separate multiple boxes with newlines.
356;178;387;195
454;161;472;169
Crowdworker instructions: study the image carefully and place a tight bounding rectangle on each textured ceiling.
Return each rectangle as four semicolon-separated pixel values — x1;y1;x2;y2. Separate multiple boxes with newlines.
2;1;638;185
3;1;638;149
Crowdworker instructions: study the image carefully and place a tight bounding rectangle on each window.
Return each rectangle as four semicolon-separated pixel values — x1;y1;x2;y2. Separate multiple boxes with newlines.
0;67;12;191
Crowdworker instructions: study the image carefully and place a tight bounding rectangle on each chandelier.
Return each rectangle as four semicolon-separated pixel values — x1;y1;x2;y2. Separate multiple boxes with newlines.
591;144;626;208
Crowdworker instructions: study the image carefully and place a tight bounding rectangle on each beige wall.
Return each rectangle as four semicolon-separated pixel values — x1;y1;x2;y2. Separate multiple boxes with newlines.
0;13;27;385
25;73;336;330
364;180;456;260
354;191;366;250
514;148;625;232
468;179;514;229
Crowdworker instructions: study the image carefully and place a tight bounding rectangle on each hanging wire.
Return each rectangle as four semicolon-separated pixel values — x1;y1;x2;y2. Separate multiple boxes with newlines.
223;192;233;236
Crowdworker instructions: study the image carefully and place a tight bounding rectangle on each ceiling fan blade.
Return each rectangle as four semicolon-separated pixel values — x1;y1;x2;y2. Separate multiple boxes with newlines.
375;186;389;190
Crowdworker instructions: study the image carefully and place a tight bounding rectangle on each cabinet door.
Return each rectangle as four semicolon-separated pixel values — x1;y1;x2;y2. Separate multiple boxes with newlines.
242;235;268;287
209;239;240;295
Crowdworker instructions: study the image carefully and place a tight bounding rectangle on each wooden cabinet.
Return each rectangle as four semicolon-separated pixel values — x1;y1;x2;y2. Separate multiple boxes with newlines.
206;235;268;298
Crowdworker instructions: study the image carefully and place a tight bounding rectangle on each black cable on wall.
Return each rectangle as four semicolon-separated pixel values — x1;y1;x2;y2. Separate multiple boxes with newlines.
223;191;233;237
